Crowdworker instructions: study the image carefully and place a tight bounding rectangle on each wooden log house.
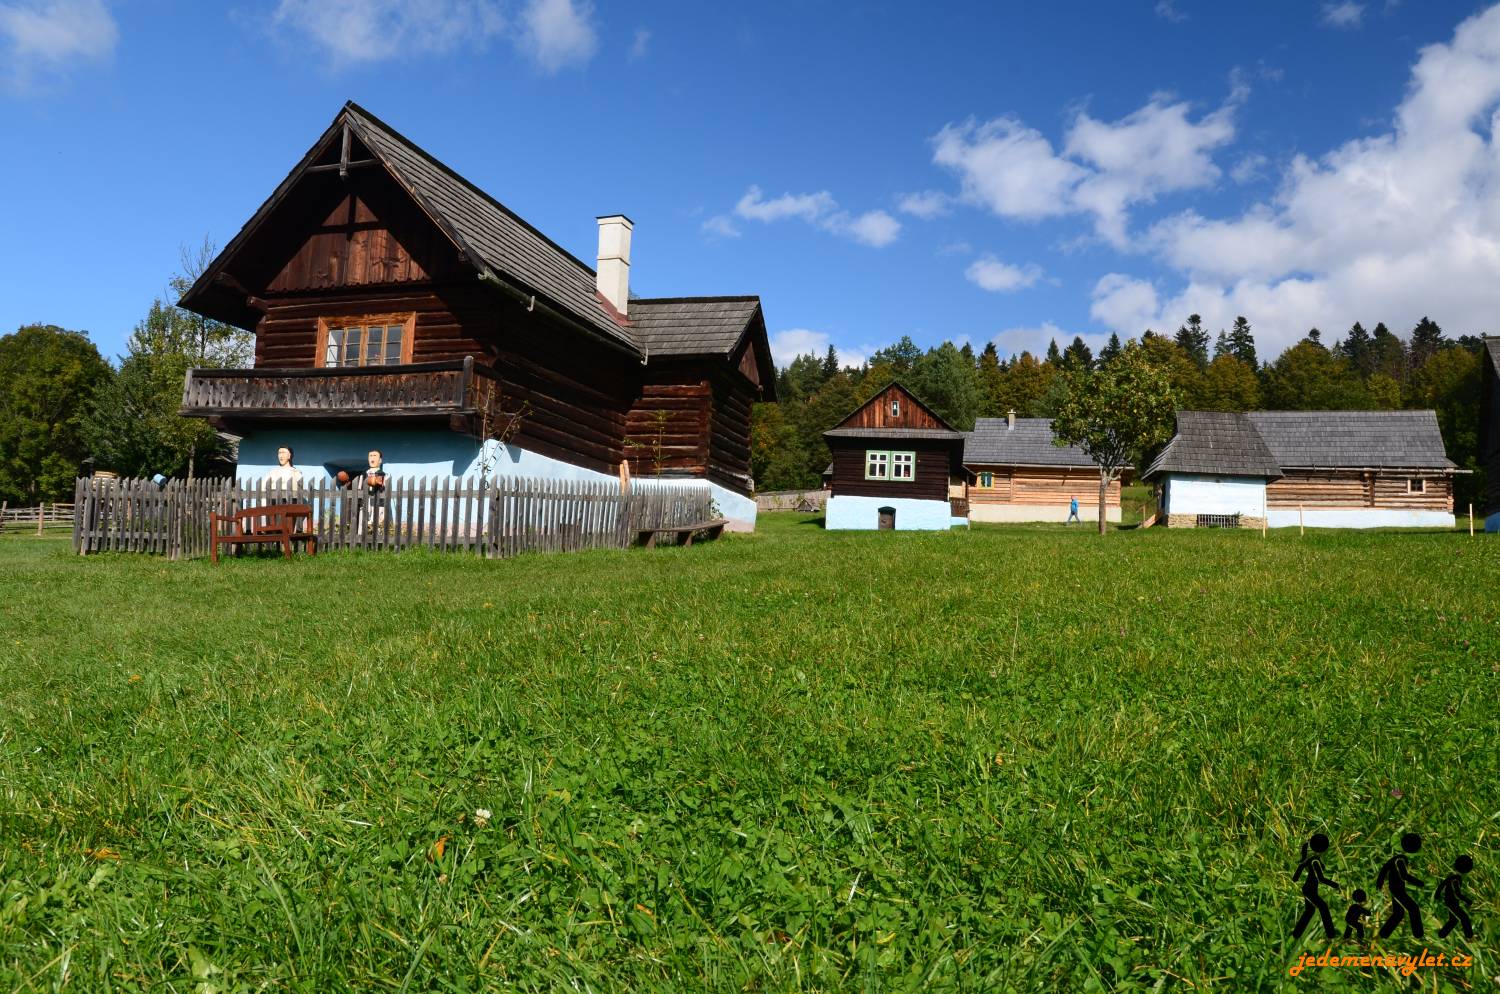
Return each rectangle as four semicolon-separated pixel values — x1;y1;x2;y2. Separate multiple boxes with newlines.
177;102;774;530
1144;409;1459;529
1482;338;1500;531
963;412;1123;522
823;383;967;530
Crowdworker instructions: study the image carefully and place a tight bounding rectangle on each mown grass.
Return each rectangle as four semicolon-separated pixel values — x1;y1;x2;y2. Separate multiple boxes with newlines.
1;517;1496;992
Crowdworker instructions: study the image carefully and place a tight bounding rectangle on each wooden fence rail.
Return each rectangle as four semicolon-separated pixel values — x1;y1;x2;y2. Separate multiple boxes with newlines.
1;502;76;533
72;477;713;560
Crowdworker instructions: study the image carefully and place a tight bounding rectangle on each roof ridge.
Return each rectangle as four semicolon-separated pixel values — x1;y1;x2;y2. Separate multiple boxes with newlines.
343;101;602;281
632;295;761;304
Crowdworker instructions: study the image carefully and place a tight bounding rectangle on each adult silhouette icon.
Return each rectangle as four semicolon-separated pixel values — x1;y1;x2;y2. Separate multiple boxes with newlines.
1291;833;1341;940
1435;855;1474;940
1377;833;1425;939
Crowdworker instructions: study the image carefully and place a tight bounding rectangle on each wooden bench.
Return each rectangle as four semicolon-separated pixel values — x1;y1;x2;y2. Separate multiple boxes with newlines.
636;518;729;549
210;503;317;563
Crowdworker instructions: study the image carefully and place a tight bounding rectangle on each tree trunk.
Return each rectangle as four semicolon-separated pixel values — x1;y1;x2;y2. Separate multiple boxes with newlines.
1097;469;1109;535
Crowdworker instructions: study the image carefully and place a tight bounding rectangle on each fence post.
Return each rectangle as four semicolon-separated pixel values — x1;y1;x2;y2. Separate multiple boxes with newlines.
36;501;44;536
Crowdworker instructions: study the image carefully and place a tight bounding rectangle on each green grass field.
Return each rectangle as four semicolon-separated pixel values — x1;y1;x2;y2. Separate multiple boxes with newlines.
1;516;1496;992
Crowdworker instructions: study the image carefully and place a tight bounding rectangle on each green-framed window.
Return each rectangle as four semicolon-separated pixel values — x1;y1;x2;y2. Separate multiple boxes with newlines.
978;471;994;488
865;450;916;481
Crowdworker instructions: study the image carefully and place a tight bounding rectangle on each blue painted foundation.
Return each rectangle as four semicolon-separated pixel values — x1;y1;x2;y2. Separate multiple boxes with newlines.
234;428;756;530
825;494;956;531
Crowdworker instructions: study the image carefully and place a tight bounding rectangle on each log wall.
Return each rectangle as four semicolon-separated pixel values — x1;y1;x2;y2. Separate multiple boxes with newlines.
1266;471;1451;510
828;439;953;501
969;466;1120;506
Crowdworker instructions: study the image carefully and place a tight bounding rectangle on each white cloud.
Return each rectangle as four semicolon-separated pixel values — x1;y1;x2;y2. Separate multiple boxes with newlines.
933;117;1086;221
1229;152;1269;184
965;254;1043;292
718;185;901;247
1102;3;1500;354
767;329;867;368
930;89;1241;245
990;322;1107;359
628;26;650;60
1155;0;1186;23
273;0;506;62
1321;2;1365;28
896;190;953;218
519;0;597;72
0;0;117;87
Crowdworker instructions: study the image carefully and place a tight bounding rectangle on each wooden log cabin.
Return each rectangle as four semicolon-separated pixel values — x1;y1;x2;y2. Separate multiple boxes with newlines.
1483;338;1500;531
1144;409;1459;529
176;102;774;529
823;383;967;530
963;412;1123;522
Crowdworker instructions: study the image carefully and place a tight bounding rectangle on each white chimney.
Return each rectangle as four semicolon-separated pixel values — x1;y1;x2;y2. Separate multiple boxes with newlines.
1007;409;1016;430
595;215;633;315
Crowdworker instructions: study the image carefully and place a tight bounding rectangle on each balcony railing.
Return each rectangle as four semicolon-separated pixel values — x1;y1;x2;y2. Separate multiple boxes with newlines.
180;357;497;430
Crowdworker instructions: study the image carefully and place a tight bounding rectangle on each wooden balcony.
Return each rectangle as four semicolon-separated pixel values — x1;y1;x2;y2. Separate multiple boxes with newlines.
180;356;500;435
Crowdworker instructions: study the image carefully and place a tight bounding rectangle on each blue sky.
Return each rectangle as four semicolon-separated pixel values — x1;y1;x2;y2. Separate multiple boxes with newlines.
4;0;1500;369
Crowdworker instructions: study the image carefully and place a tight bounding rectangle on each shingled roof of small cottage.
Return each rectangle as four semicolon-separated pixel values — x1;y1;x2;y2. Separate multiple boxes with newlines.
963;418;1101;468
1143;411;1283;480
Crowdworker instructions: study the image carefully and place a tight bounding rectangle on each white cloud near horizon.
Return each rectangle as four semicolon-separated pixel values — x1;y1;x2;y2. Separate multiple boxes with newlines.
1090;2;1500;354
768;328;868;369
931;86;1240;246
706;185;901;247
0;0;117;89
989;322;1113;360
965;254;1043;292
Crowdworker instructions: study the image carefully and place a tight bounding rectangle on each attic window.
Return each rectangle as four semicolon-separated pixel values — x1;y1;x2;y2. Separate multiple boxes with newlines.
318;315;415;368
890;398;900;418
1408;478;1425;494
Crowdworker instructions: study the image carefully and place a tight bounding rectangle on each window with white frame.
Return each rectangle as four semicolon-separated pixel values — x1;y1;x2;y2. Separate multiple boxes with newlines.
865;450;889;480
1408;478;1425;494
891;451;915;480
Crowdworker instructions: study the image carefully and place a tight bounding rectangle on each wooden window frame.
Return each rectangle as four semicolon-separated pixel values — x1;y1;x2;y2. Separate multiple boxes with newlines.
978;471;994;488
890;398;901;418
1407;477;1425;494
890;451;916;481
315;313;416;368
865;450;889;481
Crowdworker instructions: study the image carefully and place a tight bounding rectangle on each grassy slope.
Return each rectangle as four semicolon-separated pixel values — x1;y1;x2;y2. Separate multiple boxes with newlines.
0;518;1495;992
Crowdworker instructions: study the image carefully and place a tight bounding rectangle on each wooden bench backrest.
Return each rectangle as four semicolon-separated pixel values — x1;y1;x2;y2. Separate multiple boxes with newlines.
216;504;313;534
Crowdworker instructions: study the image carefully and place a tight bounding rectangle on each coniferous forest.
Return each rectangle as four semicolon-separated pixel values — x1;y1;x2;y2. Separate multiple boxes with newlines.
751;316;1489;508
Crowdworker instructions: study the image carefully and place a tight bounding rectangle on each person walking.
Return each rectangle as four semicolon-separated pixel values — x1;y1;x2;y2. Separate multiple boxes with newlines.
1291;833;1341;940
1377;833;1426;939
1066;495;1080;525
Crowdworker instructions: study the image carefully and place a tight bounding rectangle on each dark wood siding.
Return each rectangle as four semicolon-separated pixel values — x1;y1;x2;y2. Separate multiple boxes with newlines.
834;383;948;431
625;371;711;478
829;438;953;501
708;369;755;493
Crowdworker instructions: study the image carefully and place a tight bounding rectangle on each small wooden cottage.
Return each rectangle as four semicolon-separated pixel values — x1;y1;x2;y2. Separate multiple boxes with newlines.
1482;339;1500;531
176;102;774;529
963;413;1122;522
823;383;966;530
1144;409;1458;528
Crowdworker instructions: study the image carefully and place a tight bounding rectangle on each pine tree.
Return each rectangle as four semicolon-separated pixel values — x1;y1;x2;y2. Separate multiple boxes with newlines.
1369;322;1407;382
1099;332;1122;365
821;344;839;379
1045;338;1062;365
978;342;1004;418
1408;316;1446;369
1213;330;1230;360
1305;328;1323;346
1335;321;1373;377
1061;335;1093;371
1174;314;1210;368
1227;317;1257;368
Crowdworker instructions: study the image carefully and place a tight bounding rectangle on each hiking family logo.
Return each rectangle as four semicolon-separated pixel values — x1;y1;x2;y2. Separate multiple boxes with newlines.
1287;831;1478;978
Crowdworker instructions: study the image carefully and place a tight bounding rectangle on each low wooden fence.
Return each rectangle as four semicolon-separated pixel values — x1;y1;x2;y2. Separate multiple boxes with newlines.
72;476;713;560
755;489;828;512
1;502;75;532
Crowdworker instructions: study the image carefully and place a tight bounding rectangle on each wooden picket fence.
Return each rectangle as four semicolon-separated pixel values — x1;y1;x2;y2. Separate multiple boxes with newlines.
72;476;713;560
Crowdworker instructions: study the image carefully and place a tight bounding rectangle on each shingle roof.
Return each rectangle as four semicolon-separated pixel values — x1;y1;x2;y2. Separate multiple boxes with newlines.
341;103;638;352
628;297;761;357
824;427;966;440
1144;411;1283;480
963;418;1101;468
1484;338;1500;376
1145;408;1456;479
1246;410;1455;469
